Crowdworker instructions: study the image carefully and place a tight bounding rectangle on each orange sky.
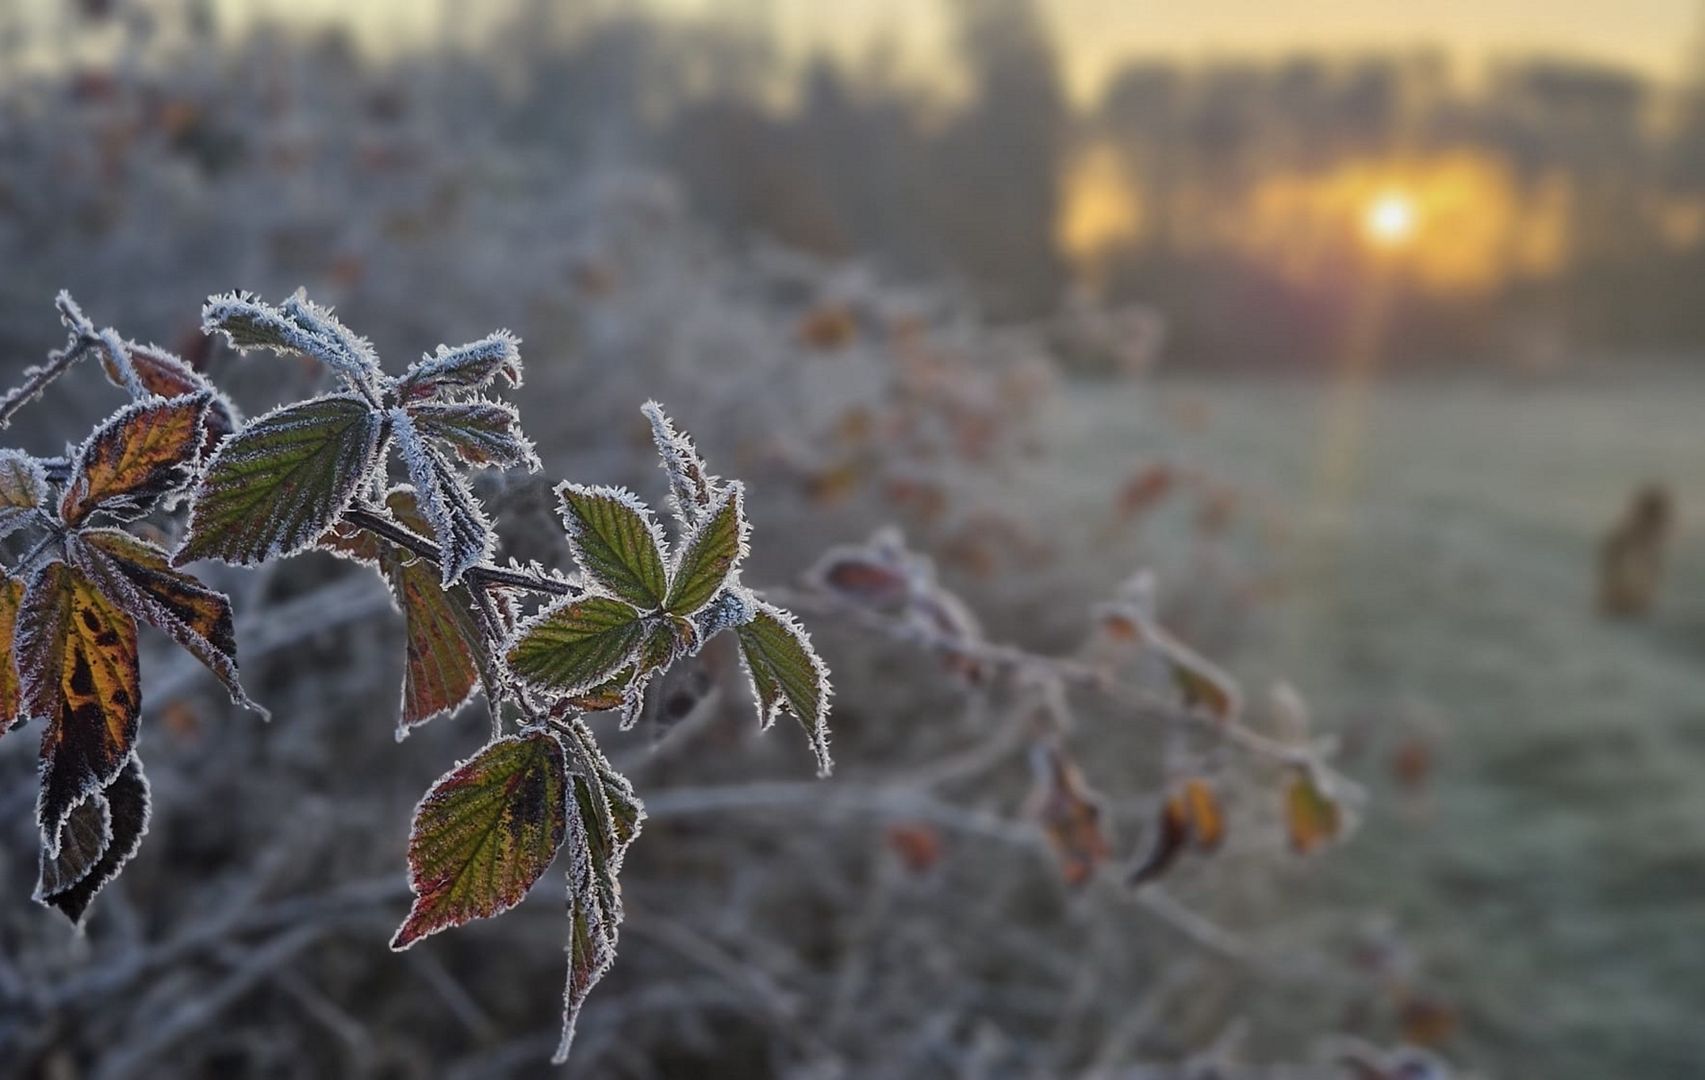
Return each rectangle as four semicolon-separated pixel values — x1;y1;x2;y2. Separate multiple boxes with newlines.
20;1;1702;103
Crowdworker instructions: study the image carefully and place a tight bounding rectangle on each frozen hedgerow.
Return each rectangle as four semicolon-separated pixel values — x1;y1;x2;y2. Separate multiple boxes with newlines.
0;292;833;1066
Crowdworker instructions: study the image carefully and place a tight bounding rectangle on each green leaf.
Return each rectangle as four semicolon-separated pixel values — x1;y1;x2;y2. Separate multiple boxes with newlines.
641;401;718;528
554;803;616;1065
70;529;260;714
202;291;383;394
397;331;523;401
506;596;648;696
736;602;832;776
17;561;141;855
406;399;538;470
664;484;746;616
556;484;669;609
391;732;569;949
177;394;384;566
35;754;149;927
0;451;48;539
60;394;211;526
391;412;495;587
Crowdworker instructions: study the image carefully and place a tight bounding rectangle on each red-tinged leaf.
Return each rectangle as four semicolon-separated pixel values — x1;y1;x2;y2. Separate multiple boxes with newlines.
392;412;495;587
391;732;569;950
178;394;384;566
664;483;747;617
507;596;648;697
100;340;239;449
387;544;484;736
806;549;911;612
36;754;149;927
406;399;538;470
735;602;832;775
1286;766;1343;855
886;823;944;874
17;561;140;855
555;484;669;610
0;450;48;539
69;529;259;713
60;394;211;526
397;331;523;401
0;576;24;733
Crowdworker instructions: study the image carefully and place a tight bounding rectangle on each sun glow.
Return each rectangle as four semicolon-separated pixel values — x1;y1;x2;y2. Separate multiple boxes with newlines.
1364;191;1417;248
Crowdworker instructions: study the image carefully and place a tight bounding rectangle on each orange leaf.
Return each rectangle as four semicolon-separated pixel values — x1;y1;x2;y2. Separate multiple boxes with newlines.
1285;767;1343;856
61;394;209;526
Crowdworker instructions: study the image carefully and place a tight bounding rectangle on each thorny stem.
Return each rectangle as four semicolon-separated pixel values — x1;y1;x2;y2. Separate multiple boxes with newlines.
342;506;581;598
0;336;97;429
769;585;1347;783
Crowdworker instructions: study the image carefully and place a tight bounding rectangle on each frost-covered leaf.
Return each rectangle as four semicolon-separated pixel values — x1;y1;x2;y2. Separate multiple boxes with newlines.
397;331;523;401
0;451;48;540
664;483;746;616
381;489;484;735
17;561;140;855
178;395;383;566
391;732;569;949
406;399;539;471
36;754;149;927
1286;766;1343;856
1027;743;1111;887
392;412;495;587
642;400;717;528
1128;777;1224;888
735;602;832;775
507;596;648;696
69;529;258;713
555;801;616;1065
202;291;383;395
100;340;239;448
60;394;210;526
556;484;669;610
0;576;24;733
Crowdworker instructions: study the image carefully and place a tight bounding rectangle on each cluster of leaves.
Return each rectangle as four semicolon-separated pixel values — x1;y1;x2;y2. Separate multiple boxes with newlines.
0;291;832;1064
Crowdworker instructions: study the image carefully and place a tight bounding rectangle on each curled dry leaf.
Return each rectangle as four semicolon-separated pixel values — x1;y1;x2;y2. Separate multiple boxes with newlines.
1028;743;1112;887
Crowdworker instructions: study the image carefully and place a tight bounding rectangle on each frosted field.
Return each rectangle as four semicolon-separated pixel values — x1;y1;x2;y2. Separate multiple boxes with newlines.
1043;369;1705;1078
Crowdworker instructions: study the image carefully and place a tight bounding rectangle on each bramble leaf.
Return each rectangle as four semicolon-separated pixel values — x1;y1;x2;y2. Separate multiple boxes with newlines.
1286;766;1343;856
0;576;23;733
556;484;669;610
392;413;495;587
507;596;648;696
0;451;48;539
391;732;569;949
35;754;149;927
382;489;485;735
69;528;258;713
406;399;539;470
1128;777;1224;887
397;331;523;401
555;800;615;1065
178;394;383;566
60;394;211;527
664;483;746;616
202;291;383;395
17;561;140;855
735;602;832;775
100;340;239;447
642;401;717;527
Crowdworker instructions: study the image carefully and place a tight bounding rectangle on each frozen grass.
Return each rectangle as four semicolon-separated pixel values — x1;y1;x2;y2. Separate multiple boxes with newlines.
1046;368;1705;1079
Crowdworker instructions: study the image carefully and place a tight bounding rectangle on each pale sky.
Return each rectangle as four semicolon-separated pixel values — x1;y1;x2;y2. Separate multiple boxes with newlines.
29;0;1703;103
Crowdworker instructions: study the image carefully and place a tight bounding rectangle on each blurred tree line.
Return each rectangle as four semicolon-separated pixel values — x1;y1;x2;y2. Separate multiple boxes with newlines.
15;0;1705;368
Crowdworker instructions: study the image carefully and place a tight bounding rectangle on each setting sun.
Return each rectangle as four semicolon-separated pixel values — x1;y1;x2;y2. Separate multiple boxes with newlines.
1364;191;1417;248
